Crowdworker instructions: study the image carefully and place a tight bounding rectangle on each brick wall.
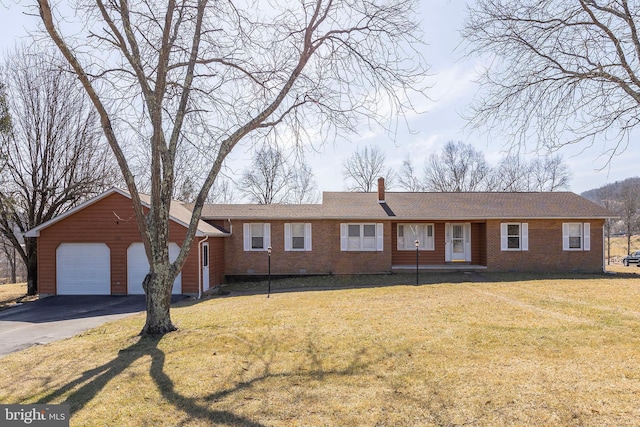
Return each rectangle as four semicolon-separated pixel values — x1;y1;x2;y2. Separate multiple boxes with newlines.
222;218;604;276
222;219;393;276
485;219;604;273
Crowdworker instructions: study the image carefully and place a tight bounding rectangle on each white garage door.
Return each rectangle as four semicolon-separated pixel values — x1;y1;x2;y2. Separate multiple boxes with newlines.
127;243;182;294
56;243;111;295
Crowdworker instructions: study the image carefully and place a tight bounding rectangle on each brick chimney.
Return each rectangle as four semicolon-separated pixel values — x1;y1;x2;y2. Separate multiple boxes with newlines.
377;177;385;203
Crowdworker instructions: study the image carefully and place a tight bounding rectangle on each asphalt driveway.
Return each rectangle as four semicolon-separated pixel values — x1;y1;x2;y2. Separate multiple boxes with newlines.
0;295;185;357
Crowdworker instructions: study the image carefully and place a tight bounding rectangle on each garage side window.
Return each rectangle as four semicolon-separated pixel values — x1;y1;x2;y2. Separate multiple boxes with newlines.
243;223;271;251
562;222;590;251
500;223;528;251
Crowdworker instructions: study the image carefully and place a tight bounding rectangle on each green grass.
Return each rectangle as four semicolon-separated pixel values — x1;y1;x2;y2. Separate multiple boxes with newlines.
2;273;640;426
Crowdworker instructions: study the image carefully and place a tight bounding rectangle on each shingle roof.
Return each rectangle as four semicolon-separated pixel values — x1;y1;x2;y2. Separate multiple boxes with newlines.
197;203;323;220
198;191;613;220
137;193;227;236
25;188;227;238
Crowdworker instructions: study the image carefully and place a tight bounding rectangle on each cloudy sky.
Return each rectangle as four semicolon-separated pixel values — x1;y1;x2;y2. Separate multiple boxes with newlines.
0;1;636;195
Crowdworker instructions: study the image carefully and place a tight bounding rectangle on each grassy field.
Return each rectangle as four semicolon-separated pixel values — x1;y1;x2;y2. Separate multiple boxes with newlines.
0;282;36;310
1;272;640;426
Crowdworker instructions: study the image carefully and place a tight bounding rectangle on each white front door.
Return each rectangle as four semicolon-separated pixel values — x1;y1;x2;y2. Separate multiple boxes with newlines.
202;242;210;292
446;223;471;262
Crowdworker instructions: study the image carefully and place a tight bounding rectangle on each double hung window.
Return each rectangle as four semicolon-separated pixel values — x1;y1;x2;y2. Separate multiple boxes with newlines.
500;223;528;251
397;224;434;250
562;223;590;251
340;223;383;251
284;223;312;251
243;223;271;251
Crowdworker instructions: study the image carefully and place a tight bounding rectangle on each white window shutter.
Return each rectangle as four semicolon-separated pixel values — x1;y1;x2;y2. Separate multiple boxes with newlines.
464;223;472;262
562;223;570;251
305;223;312;251
521;223;528;251
284;223;291;251
500;223;508;251
264;223;271;250
243;223;251;251
376;223;384;251
340;223;348;251
583;223;590;251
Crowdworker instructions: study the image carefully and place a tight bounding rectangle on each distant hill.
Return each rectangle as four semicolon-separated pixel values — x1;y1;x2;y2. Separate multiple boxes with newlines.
581;177;640;203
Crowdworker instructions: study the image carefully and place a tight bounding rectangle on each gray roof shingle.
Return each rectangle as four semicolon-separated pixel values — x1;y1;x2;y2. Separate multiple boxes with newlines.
198;192;613;221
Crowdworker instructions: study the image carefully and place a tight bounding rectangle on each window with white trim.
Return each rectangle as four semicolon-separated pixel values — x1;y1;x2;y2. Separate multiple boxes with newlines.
500;223;528;251
243;223;271;251
397;224;434;250
562;222;590;251
284;223;312;251
340;223;383;251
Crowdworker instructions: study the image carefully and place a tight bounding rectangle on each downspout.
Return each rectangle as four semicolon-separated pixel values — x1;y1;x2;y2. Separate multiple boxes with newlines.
602;225;606;273
228;219;233;235
198;235;209;299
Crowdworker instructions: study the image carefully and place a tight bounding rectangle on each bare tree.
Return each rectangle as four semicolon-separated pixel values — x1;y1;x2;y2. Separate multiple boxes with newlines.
0;83;8;136
528;155;571;192
343;145;394;192
492;154;530;192
0;47;116;295
0;234;19;284
290;162;320;204
463;1;640;157
397;155;423;192
423;141;492;192
37;0;428;334
618;180;640;255
492;153;571;192
240;147;292;204
598;185;620;265
207;177;236;204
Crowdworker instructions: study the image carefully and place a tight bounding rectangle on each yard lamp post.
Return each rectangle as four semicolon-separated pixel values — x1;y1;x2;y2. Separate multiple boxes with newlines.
267;246;272;298
415;239;419;286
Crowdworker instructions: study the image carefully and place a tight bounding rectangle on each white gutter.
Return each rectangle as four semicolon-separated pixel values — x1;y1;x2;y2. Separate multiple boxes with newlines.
602;226;606;273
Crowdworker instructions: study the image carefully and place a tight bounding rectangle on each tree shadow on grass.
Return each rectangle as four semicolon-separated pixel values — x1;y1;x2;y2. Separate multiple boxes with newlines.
37;332;381;426
37;335;265;427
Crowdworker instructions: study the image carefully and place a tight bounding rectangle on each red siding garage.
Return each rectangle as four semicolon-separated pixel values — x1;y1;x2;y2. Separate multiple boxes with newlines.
26;189;227;296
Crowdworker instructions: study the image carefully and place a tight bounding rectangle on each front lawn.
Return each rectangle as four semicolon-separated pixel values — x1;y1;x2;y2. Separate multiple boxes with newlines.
0;282;36;310
1;273;640;426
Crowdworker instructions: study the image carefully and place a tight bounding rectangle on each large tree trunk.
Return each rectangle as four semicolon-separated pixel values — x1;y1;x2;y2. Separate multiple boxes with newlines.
141;268;177;335
9;247;17;284
26;255;37;296
23;237;38;296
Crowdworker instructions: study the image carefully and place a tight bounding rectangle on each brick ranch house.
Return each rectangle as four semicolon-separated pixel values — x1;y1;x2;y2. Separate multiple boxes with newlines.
26;179;612;296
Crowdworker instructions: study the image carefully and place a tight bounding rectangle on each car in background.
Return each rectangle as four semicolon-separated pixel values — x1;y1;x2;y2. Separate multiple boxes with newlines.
623;251;640;266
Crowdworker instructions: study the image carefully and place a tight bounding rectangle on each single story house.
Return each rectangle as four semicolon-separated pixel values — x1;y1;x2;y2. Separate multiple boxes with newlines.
26;179;612;296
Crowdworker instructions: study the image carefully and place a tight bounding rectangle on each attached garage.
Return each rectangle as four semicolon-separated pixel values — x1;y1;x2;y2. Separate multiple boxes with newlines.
26;188;228;296
127;242;182;294
56;243;111;295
